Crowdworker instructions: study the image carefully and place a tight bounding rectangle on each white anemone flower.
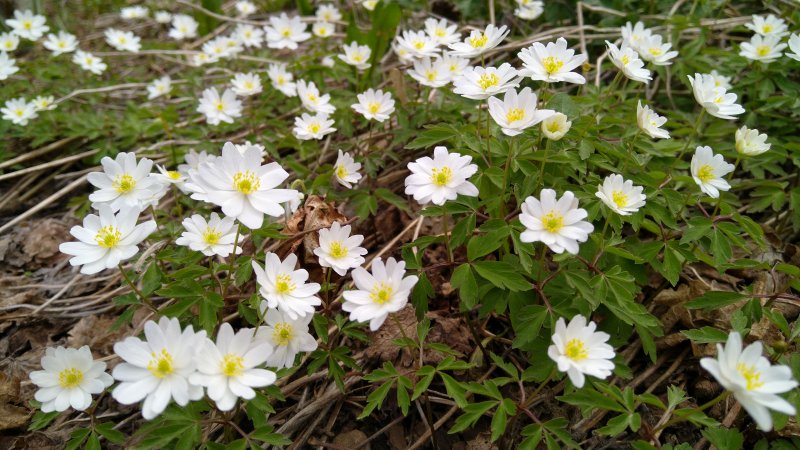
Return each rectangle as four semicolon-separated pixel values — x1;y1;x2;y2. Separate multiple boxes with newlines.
691;146;735;198
6;10;49;41
104;28;141;52
338;41;372;70
709;70;733;90
333;150;362;189
515;1;544;20
595;174;647;216
314;221;368;276
636;101;669;139
548;315;615;388
518;37;587;84
59;205;156;274
439;53;469;78
739;34;786;63
253;252;322;320
87;152;164;212
0;53;18;80
235;1;257;17
620;21;652;53
296;80;336;114
147;76;172;100
155;11;172;24
362;0;378;10
197;87;243;125
637;34;678;66
448;24;509;57
268;63;298;97
424;18;460;46
121;6;148;20
43;31;78;55
30;346;113;413
264;13;310;49
32;95;56;111
152;165;187;189
235;24;264;47
312;21;334;38
541;112;572;140
395;30;440;59
700;332;798;431
73;50;106;75
407;57;452;88
256;309;318;369
404;146;479;205
687;73;745;120
176;213;243;257
112;317;207;420
488;87;555;136
293;112;336;140
352;88;395;122
744;14;789;38
787;34;800;61
343;257;419;331
735;126;770;156
169;14;199;40
1;97;37;125
231;72;263;96
606;41;651;83
519;189;594;254
316;4;342;22
452;63;520;100
0;32;20;52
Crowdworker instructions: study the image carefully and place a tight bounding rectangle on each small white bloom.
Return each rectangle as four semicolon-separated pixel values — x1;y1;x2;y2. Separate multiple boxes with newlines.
518;37;587;84
179;149;217;175
264;13;310;50
691;145;735;198
333;150;362;189
700;332;798;431
352;88;395;122
256;309;318;369
191;52;215;66
362;0;379;10
59;205;156;274
595;174;647;216
6;10;49;41
32;95;56;111
152;165;187;189
231;72;263;97
321;56;335;67
515;1;544;20
176;213;243;257
147;76;172;100
296;80;335;114
519;189;594;254
233;141;267;160
1;97;38;125
395;30;440;59
121;6;148;20
73;50;106;75
548;315;615;388
43;31;78;55
637;33;678;66
235;1;257;17
30;346;113;413
448;24;508;57
312;21;334;38
154;11;173;24
316;4;342;22
197;87;243;125
293;112;336;141
314;221;368;276
439;53;469;78
739;34;786;63
636;101;669;139
735;126;770;156
744;14;788;38
424;18;460;46
104;28;141;53
253;252;322;320
0;32;20;52
709;70;732;90
343;257;419;331
404;146;479;205
787;33;800;62
169;14;199;40
87;152;164;212
202;36;242;60
606;41;651;83
112;317;207;420
338;41;372;70
235;24;264;48
0;53;19;80
621;21;652;53
407;56;452;88
488;87;555;136
687;73;745;120
268;63;297;97
541;112;572;140
452;63;520;100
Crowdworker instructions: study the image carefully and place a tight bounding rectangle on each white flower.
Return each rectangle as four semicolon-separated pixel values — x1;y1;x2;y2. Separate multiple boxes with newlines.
112;317;207;420
744;14;788;38
788;33;800;62
541;112;572;140
6;10;49;41
179;149;216;175
595;174;647;216
518;37;587;84
293;112;336;140
312;21;334;38
621;21;652;53
296;80;335;114
121;6;148;20
87;152;163;211
439;53;469;78
407;56;452;88
519;189;594;254
316;4;342;22
343;257;419;331
233;141;267;160
709;70;732;90
393;42;413;63
147;76;172;100
176;213;243;257
636;101;669;139
253;252;322;320
189;323;275;411
691;146;735;198
235;1;257;17
30;346;113;413
197;87;243;125
1;97;38;125
338;41;372;70
687;73;745;120
231;72;263;96
448;24;508;57
735;126;770;156
152;165;187;189
488;87;555;136
452;63;520;100
740;34;786;63
0;32;20;52
104;28;141;52
515;1;544;20
73;50;106;75
606;41;651;83
186;143;298;229
268;63;297;97
637;34;678;66
395;30;440;59
202;36;242;60
321;56;334;67
43;31;78;55
32;95;56;111
235;24;264;48
264;13;310;50
191;52;215;66
313;221;368;276
404;146;479;205
154;11;173;24
547;315;615;388
256;309;318;369
362;0;379;10
352;88;395;122
0;53;19;80
169;14;199;40
424;18;460;46
333;150;362;189
59;205;156;274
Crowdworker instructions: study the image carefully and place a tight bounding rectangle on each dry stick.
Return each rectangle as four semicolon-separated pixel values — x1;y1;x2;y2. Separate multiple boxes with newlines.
31;273;82;315
0;149;99;182
0;136;82;170
0;174;88;236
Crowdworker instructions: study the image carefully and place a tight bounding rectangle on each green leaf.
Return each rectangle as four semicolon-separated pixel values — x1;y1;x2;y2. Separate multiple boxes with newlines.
558;389;626;413
141;262;162;296
681;326;729;343
250;425;292;446
702;427;743;450
449;400;497;434
28;410;59;431
451;264;479;309
441;372;469;408
96;422;126;444
685;291;747;310
472;261;531;292
511;304;548;349
406;124;459;149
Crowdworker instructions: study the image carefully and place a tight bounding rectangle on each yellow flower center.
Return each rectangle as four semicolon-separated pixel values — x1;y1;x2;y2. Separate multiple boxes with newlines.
542;211;564;233
756;45;770;57
369;282;394;304
118;36;127;44
147;349;175;378
413;40;425;49
506;108;525;123
478;73;499;90
4;41;12;49
179;26;188;33
762;24;773;33
713;96;723;104
58;41;65;48
430;167;452;186
275;273;296;294
167;170;181;180
58;368;84;388
335;164;349;179
233;170;260;194
542;56;564;74
85;57;94;65
221;353;245;377
244;81;253;90
94;225;122;248
308;122;321;134
612;191;628;209
435;29;446;37
546;120;563;134
648;47;663;56
272;322;294;346
328;241;349;258
23;21;32;30
696;164;715;183
14;109;23;116
425;70;438;81
276;75;285;85
202;227;222;245
564;338;588;361
469;33;488;48
307;93;318;102
620;54;631;65
368;102;380;114
113;174;136;193
351;53;364;62
281;29;292;38
736;363;764;390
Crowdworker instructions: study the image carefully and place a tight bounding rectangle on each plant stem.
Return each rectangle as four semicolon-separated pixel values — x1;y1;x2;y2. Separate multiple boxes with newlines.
669;108;706;175
654;391;731;433
442;204;453;263
118;263;157;312
710;155;741;218
537;138;551;192
222;223;241;298
500;139;516;218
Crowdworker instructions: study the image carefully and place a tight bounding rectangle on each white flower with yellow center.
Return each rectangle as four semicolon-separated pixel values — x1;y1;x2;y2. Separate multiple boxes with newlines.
709;70;732;90
197;87;243;125
1;97;37;125
152;164;187;192
314;221;368;276
87;152;163;212
235;0;257;17
744;14;788;38
519;37;587;84
424;18;460;46
5;9;49;41
0;52;18;80
691;145;735;198
296;80;336;114
59;205;156;274
352;88;395;122
395;30;440;59
548;315;615;388
687;73;745;120
361;0;379;10
264;13;310;50
121;6;148;20
338;41;372;70
788;33;800;62
343;257;419;331
740;34;786;64
189;323;275;411
404;146;479;206
333;150;362;189
155;11;172;24
637;33;678;66
169;14;199;40
620;21;652;53
43;31;78;55
231;72;263;97
700;332;798;431
488;87;555;136
104;28;141;53
112;317;206;420
735;126;770;156
595;174;647;216
176;213;243;257
268;63;298;97
0;32;20;52
636;101;669;139
515;1;544;20
293;112;336;141
448;24;509;57
439;53;469;78
147;75;172;100
256;309;318;369
185;142;299;230
30;346;113;413
316;4;342;22
235;24;264;48
407;56;452;88
519;189;593;254
253;252;322;320
452;63;520;100
606;41;651;83
312;21;334;38
541;112;572;140
72;50;107;75
32;95;56;111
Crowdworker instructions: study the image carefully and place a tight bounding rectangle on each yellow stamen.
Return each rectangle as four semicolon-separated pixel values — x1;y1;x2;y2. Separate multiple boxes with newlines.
221;353;245;377
564;339;588;361
335;164;349;179
367;102;380;114
612;191;628;209
696;164;715;183
542;211;564;233
478;73;499;90
147;349;175;378
233;170;260;194
648;47;663;56
95;226;122;248
112;174;136;193
736;363;764;390
506;108;525;123
167;170;181;180
274;274;296;294
430;167;452;186
272;322;294;346
469;33;488;48
369;282;394;305
620;54;631;65
308;122;321;134
756;46;770;57
58;368;84;388
541;56;564;74
328;241;348;258
202;228;222;245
